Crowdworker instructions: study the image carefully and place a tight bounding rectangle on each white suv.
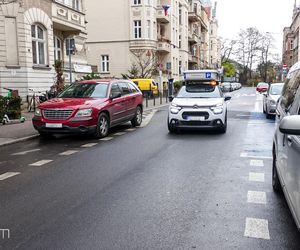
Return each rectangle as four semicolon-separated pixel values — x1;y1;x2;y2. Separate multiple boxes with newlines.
168;81;231;133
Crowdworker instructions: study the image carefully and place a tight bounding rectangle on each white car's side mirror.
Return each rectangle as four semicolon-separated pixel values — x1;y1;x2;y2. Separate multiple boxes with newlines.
279;115;300;135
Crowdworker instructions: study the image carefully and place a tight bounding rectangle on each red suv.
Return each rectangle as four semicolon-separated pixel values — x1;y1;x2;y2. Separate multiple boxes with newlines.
32;79;143;138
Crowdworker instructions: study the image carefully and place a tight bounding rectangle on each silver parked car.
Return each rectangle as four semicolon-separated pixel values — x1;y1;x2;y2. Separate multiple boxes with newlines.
273;61;300;231
263;82;284;119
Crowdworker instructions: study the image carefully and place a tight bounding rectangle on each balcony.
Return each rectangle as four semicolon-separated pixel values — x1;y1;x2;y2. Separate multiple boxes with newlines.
157;40;171;53
157;6;170;23
52;0;86;34
188;11;200;22
188;54;198;64
188;33;198;44
129;40;157;50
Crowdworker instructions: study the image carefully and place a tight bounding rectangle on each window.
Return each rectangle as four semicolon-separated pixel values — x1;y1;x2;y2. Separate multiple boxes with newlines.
31;24;46;65
72;0;80;11
101;55;109;72
291;40;294;50
133;0;141;5
179;35;181;48
179;9;182;25
146;20;151;39
281;70;300;112
118;82;131;95
193;3;197;13
179;61;182;74
65;38;75;56
134;20;142;39
54;36;62;61
111;83;122;97
128;82;139;93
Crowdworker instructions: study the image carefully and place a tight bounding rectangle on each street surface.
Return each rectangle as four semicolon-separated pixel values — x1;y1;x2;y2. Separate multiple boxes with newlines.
0;87;300;249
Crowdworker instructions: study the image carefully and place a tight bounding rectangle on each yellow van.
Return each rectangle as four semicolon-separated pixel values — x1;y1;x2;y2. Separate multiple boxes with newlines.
131;79;158;96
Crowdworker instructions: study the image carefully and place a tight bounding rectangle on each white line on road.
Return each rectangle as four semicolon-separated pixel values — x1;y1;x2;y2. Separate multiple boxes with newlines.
0;172;20;181
240;152;272;159
244;217;270;240
11;149;41;156
250;160;264;167
81;143;98;148
125;128;136;132
29;160;53;167
249;172;265;182
99;137;113;141
113;132;126;136
59;150;78;156
247;191;267;204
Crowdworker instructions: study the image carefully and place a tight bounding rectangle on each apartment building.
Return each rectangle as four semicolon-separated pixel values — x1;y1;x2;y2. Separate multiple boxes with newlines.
0;0;88;99
86;0;218;83
282;0;300;69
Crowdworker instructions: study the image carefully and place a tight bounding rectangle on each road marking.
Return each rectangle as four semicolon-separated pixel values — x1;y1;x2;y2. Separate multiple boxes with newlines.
99;137;113;141
81;143;98;148
240;152;272;159
244;217;270;240
11;149;41;156
29;160;53;166
125;128;136;132
236;114;251;117
140;109;157;127
247;191;267;204
0;172;20;181
250;160;264;167
59;150;78;156
114;132;126;136
249;172;265;182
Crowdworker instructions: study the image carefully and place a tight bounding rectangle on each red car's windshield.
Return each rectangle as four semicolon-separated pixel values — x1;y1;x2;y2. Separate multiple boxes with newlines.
59;83;108;98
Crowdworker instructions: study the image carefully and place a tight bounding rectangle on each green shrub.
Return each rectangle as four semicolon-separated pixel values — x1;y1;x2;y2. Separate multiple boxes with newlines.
0;96;22;120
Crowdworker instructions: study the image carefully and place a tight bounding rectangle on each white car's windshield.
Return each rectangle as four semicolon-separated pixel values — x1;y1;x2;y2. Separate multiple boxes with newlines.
270;84;284;95
177;84;222;98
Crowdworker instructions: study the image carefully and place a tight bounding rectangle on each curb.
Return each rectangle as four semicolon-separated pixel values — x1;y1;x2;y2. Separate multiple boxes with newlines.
144;103;169;112
0;134;39;148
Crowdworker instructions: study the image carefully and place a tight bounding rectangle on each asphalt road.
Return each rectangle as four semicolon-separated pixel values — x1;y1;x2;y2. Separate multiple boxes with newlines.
0;87;299;249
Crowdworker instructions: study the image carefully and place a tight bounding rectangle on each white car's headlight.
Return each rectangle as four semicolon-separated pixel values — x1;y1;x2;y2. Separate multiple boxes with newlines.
269;99;276;105
35;108;42;116
170;103;181;114
75;108;93;117
210;104;224;114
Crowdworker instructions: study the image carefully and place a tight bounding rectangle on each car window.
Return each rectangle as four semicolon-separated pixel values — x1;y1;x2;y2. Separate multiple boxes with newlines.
110;83;122;97
118;82;131;96
281;70;300;111
177;84;222;98
127;82;139;93
59;83;108;98
270;84;284;95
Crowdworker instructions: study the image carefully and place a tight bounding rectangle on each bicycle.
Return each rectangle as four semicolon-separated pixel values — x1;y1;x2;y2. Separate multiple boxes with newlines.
27;89;47;112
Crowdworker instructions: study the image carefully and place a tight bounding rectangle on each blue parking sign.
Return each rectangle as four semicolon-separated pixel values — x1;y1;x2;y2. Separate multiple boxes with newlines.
206;72;212;79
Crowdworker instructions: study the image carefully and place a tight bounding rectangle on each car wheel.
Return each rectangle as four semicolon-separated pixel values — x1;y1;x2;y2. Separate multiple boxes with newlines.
272;153;282;192
219;114;227;134
263;104;266;113
266;112;271;119
167;118;177;133
131;106;142;127
94;113;109;138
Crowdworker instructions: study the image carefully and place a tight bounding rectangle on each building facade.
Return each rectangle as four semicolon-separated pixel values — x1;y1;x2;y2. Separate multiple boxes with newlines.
86;0;219;84
282;0;300;70
0;0;88;99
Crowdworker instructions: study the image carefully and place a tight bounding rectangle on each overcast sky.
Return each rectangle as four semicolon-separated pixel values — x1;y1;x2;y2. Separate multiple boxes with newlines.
217;0;295;56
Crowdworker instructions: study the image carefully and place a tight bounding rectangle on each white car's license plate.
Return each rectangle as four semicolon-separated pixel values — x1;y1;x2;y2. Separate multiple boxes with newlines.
45;123;63;128
188;116;205;121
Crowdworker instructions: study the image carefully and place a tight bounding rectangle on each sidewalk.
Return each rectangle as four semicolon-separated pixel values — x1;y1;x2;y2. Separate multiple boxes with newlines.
0;100;169;147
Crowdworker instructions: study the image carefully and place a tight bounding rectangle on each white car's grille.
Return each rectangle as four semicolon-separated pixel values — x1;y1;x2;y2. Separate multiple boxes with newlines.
43;109;73;120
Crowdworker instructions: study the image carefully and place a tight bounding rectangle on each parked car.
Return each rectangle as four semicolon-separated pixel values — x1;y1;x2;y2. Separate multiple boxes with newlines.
256;82;269;93
221;82;232;92
131;79;158;97
263;82;284;119
273;61;300;231
32;79;144;138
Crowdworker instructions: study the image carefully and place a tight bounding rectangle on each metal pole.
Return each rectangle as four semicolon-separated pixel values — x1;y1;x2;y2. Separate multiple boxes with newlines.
69;48;72;84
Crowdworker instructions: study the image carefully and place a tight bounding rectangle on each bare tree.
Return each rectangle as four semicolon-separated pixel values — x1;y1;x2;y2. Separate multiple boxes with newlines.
235;27;262;84
220;38;236;63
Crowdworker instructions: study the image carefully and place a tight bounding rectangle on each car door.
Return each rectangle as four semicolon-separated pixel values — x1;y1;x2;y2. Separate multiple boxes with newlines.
117;82;133;119
283;90;300;223
108;83;126;125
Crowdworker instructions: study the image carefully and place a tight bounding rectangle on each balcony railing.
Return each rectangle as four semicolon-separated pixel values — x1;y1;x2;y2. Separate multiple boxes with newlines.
188;33;198;44
157;40;171;53
157;6;170;23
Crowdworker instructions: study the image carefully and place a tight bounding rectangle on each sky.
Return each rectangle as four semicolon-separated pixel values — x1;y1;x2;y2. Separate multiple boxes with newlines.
216;0;295;57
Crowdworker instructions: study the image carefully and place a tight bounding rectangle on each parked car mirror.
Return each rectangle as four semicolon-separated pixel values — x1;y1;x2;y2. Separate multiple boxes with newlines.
279;115;300;135
224;95;231;101
110;92;122;99
169;96;174;102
